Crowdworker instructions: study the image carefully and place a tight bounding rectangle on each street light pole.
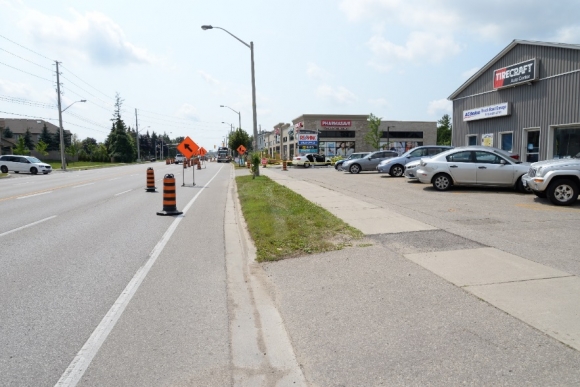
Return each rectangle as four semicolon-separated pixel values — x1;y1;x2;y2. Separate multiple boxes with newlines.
220;105;241;130
202;24;259;176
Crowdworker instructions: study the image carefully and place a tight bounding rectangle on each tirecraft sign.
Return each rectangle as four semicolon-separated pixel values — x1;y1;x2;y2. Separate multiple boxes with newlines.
321;120;351;127
493;59;537;89
463;102;511;122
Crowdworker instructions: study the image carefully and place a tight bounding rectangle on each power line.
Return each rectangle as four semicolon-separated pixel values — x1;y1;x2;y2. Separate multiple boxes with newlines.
0;110;56;121
60;74;114;107
0;95;56;109
60;64;117;102
0;61;54;82
0;34;54;61
0;47;53;71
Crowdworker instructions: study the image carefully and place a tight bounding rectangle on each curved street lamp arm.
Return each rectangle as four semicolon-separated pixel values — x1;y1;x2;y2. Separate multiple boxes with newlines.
212;26;250;49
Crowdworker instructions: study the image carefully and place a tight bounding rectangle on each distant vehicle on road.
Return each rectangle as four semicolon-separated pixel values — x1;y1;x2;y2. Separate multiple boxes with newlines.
174;153;185;164
342;150;398;174
335;152;370;171
0;155;52;175
377;146;454;177
292;153;332;168
415;146;531;193
217;147;231;163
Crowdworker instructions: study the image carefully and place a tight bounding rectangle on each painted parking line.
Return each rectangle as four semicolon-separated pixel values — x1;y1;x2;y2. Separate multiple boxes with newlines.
17;191;52;199
0;215;57;238
114;189;132;196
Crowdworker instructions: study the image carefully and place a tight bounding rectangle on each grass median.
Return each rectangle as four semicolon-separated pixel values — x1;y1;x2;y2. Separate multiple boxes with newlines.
47;161;128;170
236;175;363;262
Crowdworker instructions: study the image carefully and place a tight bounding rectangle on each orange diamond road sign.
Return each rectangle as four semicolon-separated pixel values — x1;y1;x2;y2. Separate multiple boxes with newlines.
199;147;207;156
237;145;247;155
177;136;199;159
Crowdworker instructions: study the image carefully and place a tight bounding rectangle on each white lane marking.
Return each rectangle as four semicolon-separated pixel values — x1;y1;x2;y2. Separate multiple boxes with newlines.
72;183;95;189
14;181;34;186
108;178;120;181
0;216;57;238
17;191;52;199
114;189;132;197
130;174;139;176
55;165;224;387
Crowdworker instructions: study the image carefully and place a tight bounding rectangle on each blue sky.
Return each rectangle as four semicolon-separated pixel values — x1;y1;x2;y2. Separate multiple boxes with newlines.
1;0;580;149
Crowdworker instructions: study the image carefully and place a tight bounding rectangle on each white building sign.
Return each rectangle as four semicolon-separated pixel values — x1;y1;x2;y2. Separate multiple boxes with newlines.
463;102;511;122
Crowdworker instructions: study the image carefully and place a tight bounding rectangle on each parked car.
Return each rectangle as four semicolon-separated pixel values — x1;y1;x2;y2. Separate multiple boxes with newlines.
0;155;52;175
521;153;580;206
377;145;454;176
292;153;332;168
335;152;370;171
342;150;398;174
403;159;422;180
174;153;185;164
415;146;531;192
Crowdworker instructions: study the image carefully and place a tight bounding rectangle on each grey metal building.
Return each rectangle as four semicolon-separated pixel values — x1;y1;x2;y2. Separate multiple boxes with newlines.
449;40;580;162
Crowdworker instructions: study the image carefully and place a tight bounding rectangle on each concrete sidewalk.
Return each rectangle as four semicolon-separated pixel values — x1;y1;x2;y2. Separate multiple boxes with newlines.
255;167;580;355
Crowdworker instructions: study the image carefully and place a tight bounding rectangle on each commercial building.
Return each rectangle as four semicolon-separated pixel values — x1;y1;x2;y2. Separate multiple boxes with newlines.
449;40;580;161
260;114;436;159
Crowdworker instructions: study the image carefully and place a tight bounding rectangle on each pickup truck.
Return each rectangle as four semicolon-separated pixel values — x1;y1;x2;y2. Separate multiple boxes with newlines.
522;154;580;206
174;154;185;164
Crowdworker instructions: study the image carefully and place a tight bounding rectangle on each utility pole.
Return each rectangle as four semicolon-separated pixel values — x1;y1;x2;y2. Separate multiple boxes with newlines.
135;108;140;162
55;61;66;171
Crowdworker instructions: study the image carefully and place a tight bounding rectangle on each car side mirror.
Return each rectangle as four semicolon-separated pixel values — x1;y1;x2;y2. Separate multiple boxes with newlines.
500;159;507;165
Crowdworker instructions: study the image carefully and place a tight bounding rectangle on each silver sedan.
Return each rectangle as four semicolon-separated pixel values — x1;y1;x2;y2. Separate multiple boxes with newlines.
415;146;532;192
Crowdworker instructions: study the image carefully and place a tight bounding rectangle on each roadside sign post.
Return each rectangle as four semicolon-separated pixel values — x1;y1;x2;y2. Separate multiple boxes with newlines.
177;136;200;187
237;145;247;167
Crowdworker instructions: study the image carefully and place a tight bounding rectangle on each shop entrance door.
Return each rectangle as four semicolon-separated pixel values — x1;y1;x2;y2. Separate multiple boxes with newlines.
523;129;540;162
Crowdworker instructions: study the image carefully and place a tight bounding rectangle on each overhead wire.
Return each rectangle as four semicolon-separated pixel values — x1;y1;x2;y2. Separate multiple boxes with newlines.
0;95;56;109
0;61;54;82
0;33;54;61
0;47;54;71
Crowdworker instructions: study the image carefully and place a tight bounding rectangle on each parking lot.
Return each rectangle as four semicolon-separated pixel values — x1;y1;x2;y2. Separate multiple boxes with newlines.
278;165;580;277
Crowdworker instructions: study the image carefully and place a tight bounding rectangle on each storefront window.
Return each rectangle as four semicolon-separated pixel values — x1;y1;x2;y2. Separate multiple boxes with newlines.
525;130;540;162
553;127;580;159
319;141;355;157
467;135;477;146
380;141;423;156
500;132;513;152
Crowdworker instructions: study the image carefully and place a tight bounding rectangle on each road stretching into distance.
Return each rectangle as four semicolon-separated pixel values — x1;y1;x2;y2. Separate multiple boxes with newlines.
0;162;240;386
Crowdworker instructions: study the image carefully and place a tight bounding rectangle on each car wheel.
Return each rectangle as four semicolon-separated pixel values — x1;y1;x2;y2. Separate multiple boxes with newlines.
304;162;310;168
432;173;452;191
533;190;547;198
30;167;38;175
0;166;7;173
349;164;361;174
389;164;404;177
547;179;578;206
516;176;532;193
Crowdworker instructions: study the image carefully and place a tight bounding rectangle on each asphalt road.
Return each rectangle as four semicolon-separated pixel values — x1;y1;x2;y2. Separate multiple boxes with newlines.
0;162;232;387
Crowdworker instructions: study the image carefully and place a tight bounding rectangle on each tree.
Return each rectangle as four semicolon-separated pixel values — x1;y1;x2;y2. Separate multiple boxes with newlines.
3;127;13;138
23;129;34;150
364;113;383;151
14;137;30;155
66;134;83;161
107;93;136;162
81;137;98;153
228;128;251;157
437;114;452;145
39;123;54;150
35;140;49;156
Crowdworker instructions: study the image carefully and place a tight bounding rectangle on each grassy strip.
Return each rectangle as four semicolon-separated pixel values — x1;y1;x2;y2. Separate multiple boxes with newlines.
236;175;363;262
46;161;127;170
0;173;8;178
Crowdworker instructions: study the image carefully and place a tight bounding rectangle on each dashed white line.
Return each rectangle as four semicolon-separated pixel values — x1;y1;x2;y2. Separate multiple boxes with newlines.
108;178;120;181
114;189;132;196
72;183;95;189
0;215;57;238
17;191;52;199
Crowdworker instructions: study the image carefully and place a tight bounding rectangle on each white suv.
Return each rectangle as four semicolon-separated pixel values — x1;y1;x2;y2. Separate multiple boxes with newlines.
0;155;53;175
174;154;185;164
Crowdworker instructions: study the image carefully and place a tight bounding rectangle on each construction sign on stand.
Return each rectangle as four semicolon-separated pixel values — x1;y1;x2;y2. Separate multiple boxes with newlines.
177;136;199;159
199;147;207;156
237;145;247;155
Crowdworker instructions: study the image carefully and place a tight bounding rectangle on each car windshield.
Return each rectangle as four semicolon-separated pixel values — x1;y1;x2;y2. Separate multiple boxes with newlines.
27;157;42;163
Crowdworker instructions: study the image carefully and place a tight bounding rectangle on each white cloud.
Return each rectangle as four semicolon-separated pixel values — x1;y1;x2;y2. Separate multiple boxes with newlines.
176;103;199;121
316;85;358;105
461;67;480;80
198;70;220;86
553;26;580;44
367;32;461;70
427;98;452;115
18;8;153;66
307;62;331;80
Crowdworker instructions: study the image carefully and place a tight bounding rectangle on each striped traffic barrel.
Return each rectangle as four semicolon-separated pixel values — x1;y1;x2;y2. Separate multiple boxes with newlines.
156;174;183;216
145;167;156;192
